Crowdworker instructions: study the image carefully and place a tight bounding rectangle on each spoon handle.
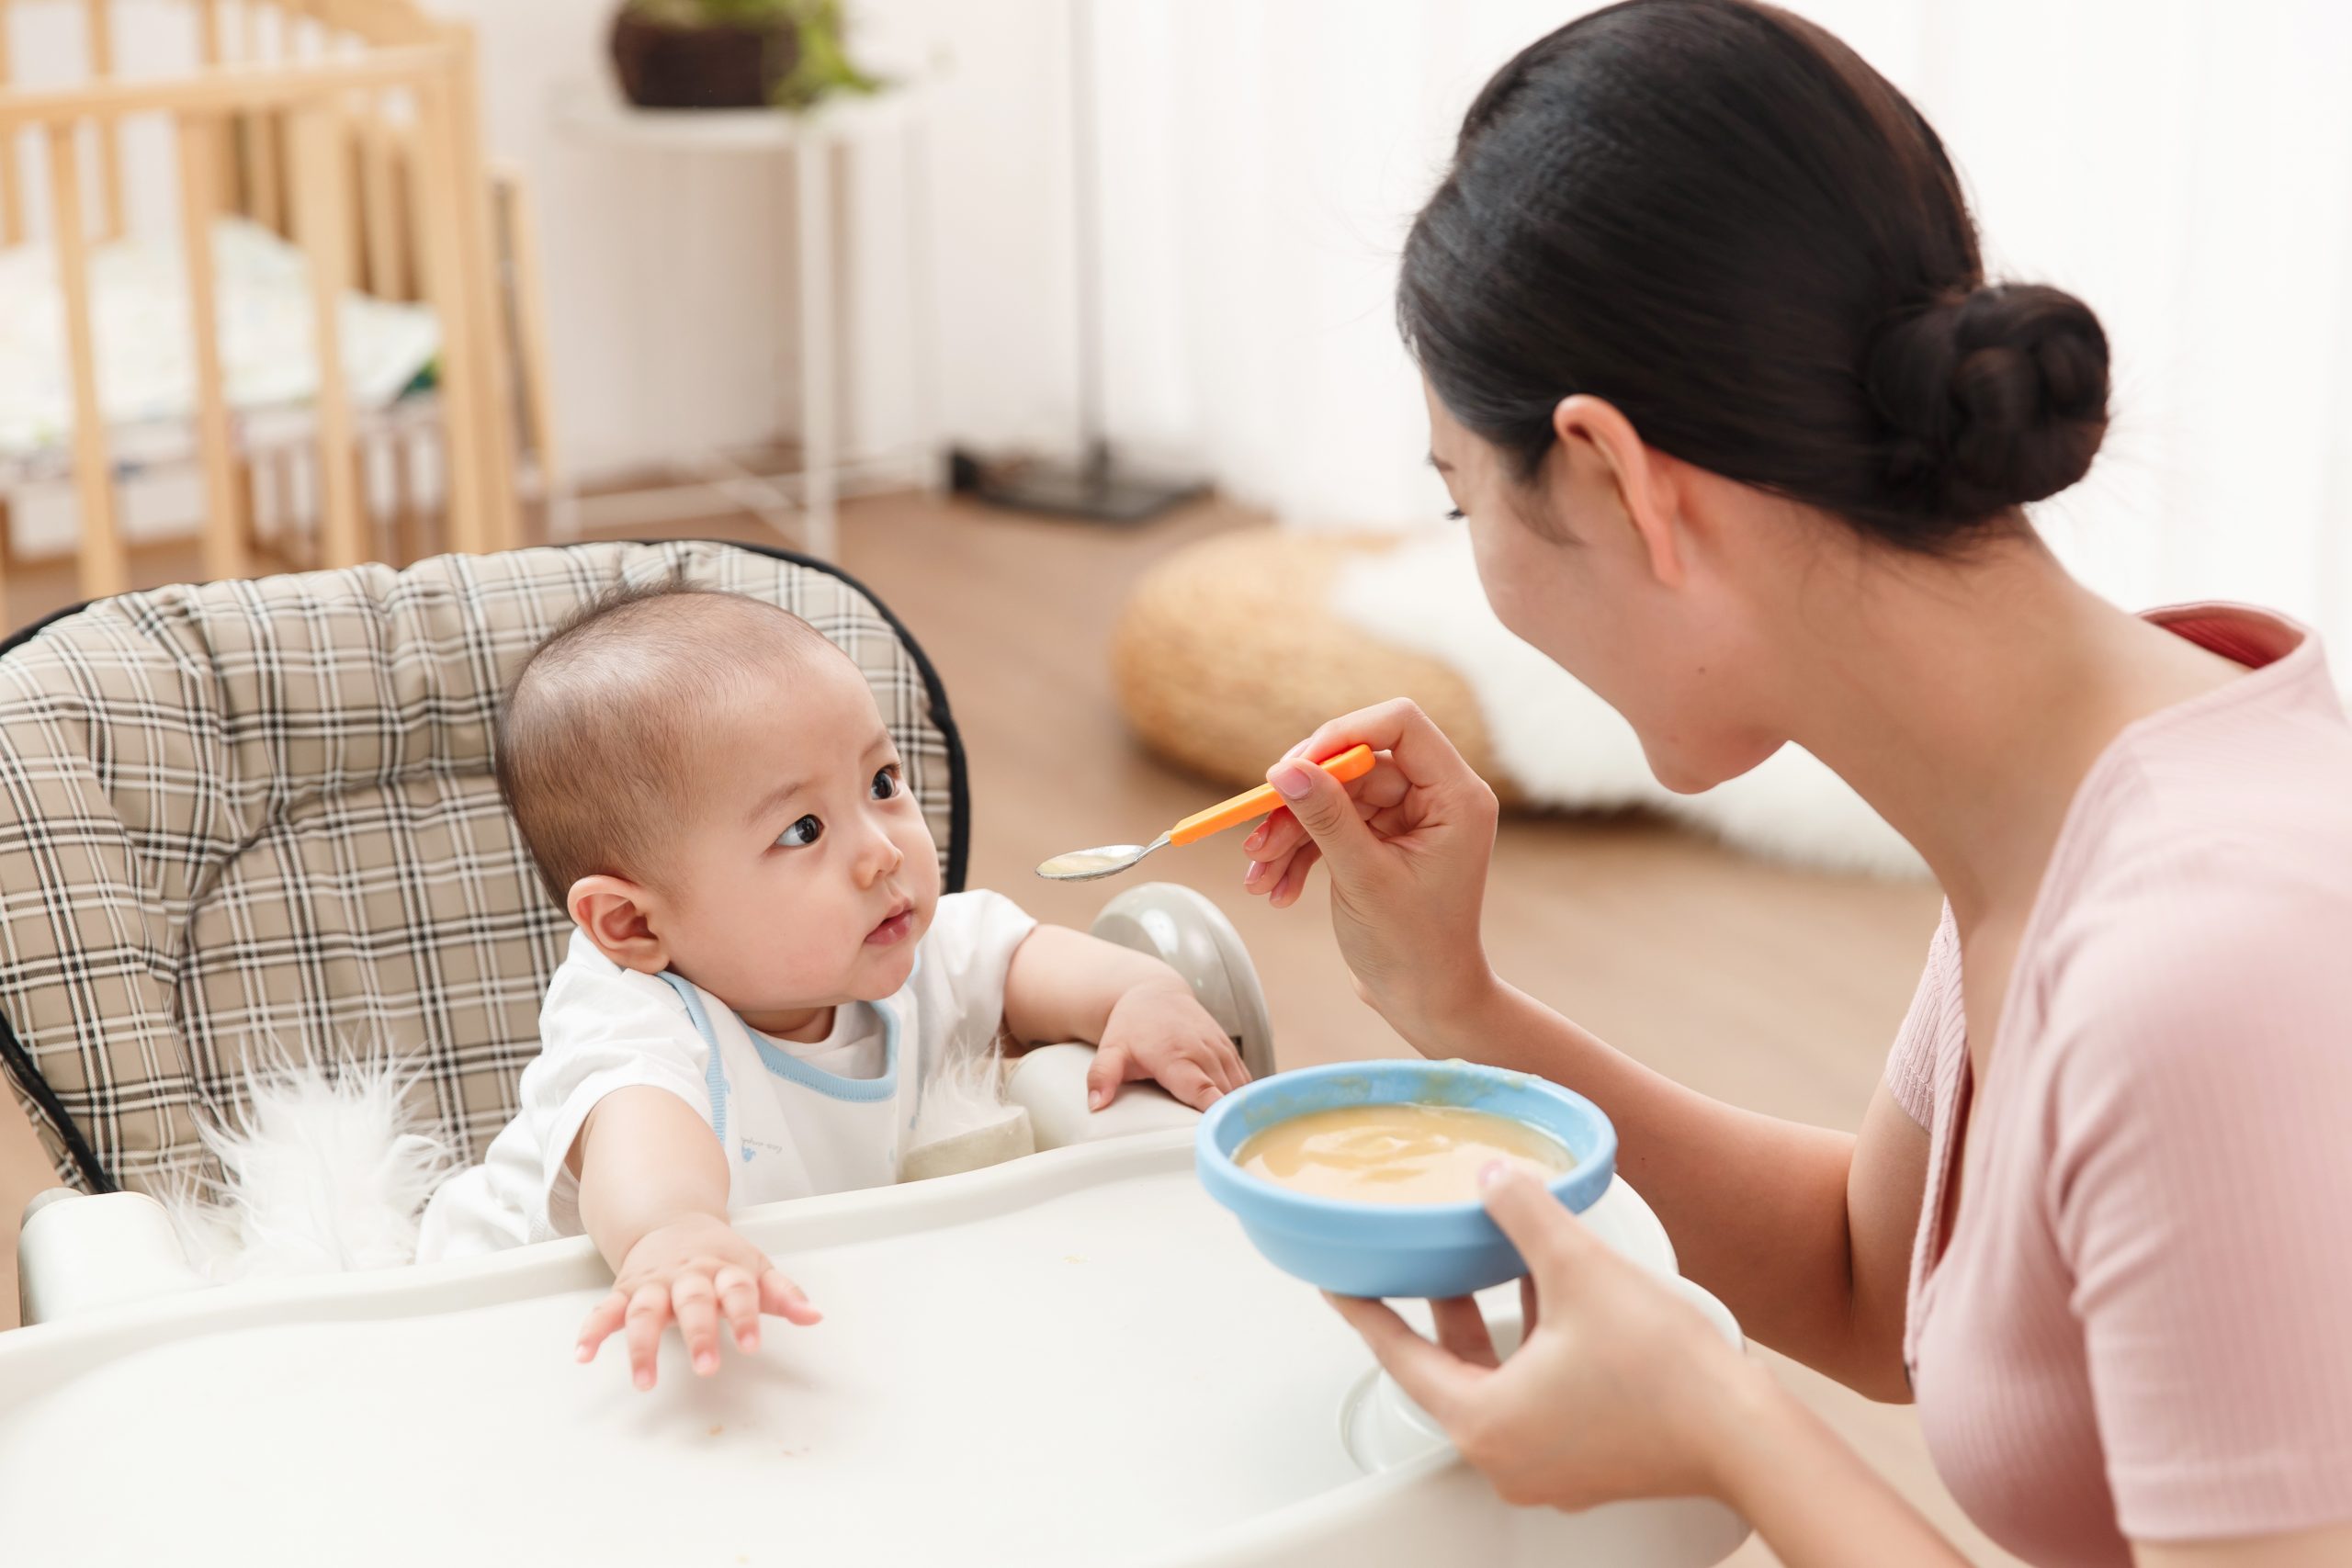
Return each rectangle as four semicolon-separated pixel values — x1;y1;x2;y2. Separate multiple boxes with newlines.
1164;745;1377;848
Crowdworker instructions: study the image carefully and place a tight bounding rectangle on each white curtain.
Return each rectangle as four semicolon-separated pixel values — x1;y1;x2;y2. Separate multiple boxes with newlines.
409;0;2352;658
1080;0;2352;656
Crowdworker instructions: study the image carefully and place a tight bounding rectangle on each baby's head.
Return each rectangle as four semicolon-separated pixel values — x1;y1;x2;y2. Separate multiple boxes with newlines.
496;581;941;1030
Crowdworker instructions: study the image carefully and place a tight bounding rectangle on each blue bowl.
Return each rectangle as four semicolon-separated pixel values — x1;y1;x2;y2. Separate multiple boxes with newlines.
1196;1059;1618;1299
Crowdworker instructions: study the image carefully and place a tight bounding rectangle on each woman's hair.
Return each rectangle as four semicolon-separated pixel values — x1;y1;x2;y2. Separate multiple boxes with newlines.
1400;0;2109;549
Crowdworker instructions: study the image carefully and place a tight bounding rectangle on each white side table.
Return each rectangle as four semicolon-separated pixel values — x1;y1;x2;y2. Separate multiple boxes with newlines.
548;81;933;560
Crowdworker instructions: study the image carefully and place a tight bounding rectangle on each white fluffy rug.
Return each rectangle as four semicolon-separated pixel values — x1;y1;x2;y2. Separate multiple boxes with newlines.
1329;530;1926;878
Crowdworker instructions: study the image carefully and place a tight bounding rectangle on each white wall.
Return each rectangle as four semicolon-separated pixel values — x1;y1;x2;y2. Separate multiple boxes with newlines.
7;0;2350;646
1071;0;2352;649
0;0;1097;531
432;0;1089;482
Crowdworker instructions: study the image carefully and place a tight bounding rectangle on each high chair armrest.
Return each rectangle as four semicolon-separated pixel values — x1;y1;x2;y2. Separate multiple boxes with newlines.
17;1189;204;1325
1006;1043;1200;1152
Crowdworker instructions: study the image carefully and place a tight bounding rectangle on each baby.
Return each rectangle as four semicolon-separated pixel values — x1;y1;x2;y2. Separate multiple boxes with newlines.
417;581;1248;1388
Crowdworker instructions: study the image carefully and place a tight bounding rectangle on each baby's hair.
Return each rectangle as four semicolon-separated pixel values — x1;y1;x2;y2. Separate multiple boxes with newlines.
495;577;836;908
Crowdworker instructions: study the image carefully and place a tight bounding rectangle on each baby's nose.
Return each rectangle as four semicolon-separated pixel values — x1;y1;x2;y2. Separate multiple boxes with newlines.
858;830;904;884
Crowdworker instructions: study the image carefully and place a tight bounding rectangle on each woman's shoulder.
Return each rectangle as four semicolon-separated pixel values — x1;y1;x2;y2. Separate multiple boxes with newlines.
2028;638;2352;1081
2099;620;2352;837
2052;642;2352;960
2036;807;2352;1087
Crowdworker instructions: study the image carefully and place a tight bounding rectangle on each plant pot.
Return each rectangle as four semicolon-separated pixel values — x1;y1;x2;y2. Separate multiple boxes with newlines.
609;8;800;110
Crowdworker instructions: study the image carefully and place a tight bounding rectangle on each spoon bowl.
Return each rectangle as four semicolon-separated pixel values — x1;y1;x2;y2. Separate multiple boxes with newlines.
1035;836;1170;882
1034;747;1376;883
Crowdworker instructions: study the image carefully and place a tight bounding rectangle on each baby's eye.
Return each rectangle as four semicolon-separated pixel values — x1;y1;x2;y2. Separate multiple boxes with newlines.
870;765;902;801
1443;506;1464;523
778;814;823;848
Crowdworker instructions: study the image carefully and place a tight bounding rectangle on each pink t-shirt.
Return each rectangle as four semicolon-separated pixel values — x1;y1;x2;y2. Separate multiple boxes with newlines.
1888;604;2352;1568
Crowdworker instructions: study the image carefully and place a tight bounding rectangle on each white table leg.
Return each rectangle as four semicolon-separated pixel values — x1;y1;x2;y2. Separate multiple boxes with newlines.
795;136;838;560
905;114;943;495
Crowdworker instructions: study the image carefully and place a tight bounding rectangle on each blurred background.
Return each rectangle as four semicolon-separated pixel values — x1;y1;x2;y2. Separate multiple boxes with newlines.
483;0;2352;618
3;3;2346;1562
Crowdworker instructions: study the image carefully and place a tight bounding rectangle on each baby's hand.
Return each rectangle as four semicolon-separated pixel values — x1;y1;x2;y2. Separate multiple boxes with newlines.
575;1213;822;1391
1090;977;1251;1112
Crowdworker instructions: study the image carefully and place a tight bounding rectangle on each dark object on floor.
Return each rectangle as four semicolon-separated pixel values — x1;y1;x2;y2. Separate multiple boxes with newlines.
948;442;1206;526
945;3;1205;528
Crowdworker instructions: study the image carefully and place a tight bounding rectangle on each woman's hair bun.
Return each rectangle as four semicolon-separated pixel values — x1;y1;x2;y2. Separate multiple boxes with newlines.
1867;283;2110;524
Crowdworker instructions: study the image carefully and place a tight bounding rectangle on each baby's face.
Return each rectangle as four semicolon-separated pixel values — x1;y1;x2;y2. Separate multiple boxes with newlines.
653;649;941;1031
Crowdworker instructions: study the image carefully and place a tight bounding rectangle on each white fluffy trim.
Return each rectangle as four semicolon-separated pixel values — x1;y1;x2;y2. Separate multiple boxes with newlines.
909;1043;1024;1150
161;1053;458;1281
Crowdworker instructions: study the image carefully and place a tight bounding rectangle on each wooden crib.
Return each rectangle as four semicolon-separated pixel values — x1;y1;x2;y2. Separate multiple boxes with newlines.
0;0;555;600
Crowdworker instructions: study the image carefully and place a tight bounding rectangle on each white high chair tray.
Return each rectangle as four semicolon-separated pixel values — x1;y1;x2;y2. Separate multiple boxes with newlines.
0;1131;1746;1567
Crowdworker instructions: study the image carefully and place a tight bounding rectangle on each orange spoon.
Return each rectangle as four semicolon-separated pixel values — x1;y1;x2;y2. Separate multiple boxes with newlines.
1035;745;1377;881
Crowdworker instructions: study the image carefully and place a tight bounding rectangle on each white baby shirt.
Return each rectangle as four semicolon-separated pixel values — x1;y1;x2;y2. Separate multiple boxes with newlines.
416;890;1037;1260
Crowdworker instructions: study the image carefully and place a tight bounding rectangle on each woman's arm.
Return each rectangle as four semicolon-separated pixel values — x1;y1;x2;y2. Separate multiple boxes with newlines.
1333;1167;1969;1563
2138;1529;2352;1568
1707;1406;2351;1568
1711;1373;1972;1565
1340;1169;2352;1568
1248;701;1922;1398
1434;980;1925;1397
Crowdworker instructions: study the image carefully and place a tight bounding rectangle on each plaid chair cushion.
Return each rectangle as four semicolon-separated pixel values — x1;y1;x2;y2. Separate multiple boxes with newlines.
0;541;967;1194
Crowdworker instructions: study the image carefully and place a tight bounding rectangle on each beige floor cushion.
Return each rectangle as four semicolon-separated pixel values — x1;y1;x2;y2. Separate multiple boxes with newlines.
1111;529;1522;806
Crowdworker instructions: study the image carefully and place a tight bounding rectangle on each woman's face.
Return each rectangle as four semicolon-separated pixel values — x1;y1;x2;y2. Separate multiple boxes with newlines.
1424;379;1785;795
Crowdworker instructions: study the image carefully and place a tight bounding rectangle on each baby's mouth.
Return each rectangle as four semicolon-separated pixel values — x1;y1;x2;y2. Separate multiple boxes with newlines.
865;899;917;947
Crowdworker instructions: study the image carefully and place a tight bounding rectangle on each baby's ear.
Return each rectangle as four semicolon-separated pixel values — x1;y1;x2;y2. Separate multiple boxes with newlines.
569;875;667;974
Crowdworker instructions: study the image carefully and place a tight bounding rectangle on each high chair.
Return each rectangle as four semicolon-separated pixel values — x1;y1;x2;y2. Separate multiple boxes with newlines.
0;540;1748;1566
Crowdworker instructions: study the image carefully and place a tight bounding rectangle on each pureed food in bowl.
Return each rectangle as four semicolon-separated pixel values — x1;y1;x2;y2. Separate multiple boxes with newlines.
1197;1059;1618;1299
1235;1103;1573;1204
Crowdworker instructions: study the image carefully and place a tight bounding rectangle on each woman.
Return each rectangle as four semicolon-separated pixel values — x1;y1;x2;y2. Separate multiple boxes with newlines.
1238;4;2352;1565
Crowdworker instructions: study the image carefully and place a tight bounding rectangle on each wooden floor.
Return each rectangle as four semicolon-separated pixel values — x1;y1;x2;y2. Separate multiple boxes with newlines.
2;493;2018;1567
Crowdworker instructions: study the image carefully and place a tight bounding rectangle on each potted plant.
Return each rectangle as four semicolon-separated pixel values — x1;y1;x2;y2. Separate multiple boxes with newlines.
610;0;882;111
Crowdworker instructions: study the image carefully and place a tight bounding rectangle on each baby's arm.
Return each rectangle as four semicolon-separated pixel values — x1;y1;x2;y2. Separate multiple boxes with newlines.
571;1088;822;1390
1002;927;1251;1111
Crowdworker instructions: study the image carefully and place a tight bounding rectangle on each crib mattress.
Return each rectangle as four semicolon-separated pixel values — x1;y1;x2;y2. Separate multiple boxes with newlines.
0;1131;1747;1568
0;216;438;460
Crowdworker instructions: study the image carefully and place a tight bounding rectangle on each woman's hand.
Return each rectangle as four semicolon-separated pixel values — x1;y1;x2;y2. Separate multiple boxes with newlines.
1242;700;1502;1039
575;1213;821;1391
1329;1167;1758;1510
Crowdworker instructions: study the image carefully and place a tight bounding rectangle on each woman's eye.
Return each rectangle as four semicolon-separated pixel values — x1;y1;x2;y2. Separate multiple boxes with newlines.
871;766;902;801
778;814;823;848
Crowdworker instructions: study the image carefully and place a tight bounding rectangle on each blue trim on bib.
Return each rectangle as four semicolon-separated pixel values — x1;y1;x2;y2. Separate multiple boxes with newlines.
662;952;919;1108
743;1010;898;1103
657;971;732;1144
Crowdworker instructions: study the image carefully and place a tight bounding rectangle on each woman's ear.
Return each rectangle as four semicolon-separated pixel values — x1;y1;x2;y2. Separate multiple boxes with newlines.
1553;394;1684;587
567;874;668;974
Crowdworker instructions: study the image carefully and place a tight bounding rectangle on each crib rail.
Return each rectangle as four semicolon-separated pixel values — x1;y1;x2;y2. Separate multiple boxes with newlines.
0;0;540;601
